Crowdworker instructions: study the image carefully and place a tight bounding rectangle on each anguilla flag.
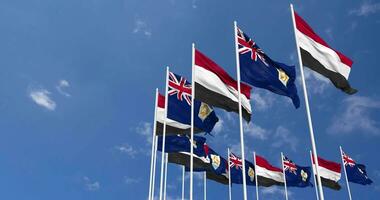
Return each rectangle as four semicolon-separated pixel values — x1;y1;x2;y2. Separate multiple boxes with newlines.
283;155;312;187
236;26;300;108
342;150;373;185
229;152;256;185
167;71;219;133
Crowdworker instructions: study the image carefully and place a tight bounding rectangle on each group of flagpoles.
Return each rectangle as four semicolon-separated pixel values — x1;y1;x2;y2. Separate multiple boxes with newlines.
340;146;353;200
290;4;325;200
234;20;249;200
253;152;259;200
148;89;159;200
280;152;289;200
310;151;320;200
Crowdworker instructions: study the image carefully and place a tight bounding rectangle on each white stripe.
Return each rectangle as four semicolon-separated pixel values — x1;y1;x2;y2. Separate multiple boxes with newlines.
313;164;341;182
157;107;191;129
256;165;284;183
178;152;211;164
296;30;351;80
194;65;252;114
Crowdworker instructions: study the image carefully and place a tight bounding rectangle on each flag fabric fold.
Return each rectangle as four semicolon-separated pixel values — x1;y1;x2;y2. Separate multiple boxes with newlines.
236;26;300;108
312;155;342;190
255;154;284;187
342;150;373;185
282;155;313;187
194;49;252;122
294;11;357;94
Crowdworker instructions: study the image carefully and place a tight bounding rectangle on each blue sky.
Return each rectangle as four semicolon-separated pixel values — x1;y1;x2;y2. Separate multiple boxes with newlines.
0;0;379;199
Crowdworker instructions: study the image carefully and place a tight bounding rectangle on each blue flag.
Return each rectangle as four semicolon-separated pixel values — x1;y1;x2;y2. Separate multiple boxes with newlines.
343;151;373;185
157;135;206;156
229;153;256;185
167;71;219;133
236;27;300;108
283;156;312;187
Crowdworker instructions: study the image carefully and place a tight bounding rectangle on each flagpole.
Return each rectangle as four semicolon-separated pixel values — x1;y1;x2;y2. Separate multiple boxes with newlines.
228;148;232;200
159;67;170;200
253;152;259;200
281;152;288;200
148;89;159;200
190;43;195;200
289;4;325;200
152;133;158;200
204;171;207;200
182;166;185;200
340;146;353;200
234;20;248;200
164;153;168;200
310;150;320;200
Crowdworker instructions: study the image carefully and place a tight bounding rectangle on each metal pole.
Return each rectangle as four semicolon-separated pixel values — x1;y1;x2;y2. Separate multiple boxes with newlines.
159;67;170;200
151;134;158;200
289;4;324;200
233;20;248;200
253;152;259;200
310;150;320;200
228;148;232;200
163;153;168;200
182;166;185;200
204;171;207;200
149;89;159;200
281;153;288;200
340;146;353;200
190;43;195;200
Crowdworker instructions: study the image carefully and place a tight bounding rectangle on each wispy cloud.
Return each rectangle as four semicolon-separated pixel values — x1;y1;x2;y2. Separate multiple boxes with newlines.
114;143;138;158
244;123;269;140
56;79;71;97
349;1;380;16
324;27;333;40
328;96;380;135
302;68;330;94
191;0;198;9
133;19;152;37
29;88;56;111
251;90;275;111
261;186;292;197
213;119;224;135
136;122;153;143
124;177;141;184
83;176;100;191
271;126;299;152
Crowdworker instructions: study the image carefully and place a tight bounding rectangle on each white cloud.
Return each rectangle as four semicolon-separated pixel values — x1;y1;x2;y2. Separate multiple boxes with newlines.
124;177;141;184
29;88;56;111
350;1;380;16
251;91;275;111
271;126;298;152
244;123;269;140
302;68;330;94
213;119;224;135
115;143;138;158
56;79;71;97
191;0;197;9
324;27;333;40
133;19;152;37
261;186;292;197
136;122;153;143
83;176;100;191
328;96;380;135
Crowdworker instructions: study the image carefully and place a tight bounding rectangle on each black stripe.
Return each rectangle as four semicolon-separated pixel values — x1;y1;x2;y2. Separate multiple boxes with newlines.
314;175;341;190
257;176;284;187
155;122;202;136
300;48;357;95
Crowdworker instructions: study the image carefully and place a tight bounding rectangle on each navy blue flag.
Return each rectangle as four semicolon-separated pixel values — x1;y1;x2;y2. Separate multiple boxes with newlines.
167;71;219;133
283;156;312;187
342;151;373;185
236;27;300;108
157;135;206;155
229;153;256;185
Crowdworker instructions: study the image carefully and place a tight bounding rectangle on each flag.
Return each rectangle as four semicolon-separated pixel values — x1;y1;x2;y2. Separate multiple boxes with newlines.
282;155;313;187
167;72;219;133
294;11;357;94
229;152;256;185
312;155;342;190
236;26;300;108
255;154;284;187
194;49;252;122
342;150;373;185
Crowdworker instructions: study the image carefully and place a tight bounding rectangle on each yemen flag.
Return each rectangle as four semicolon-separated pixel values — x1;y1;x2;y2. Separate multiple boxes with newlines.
312;156;342;190
194;49;252;122
294;11;357;94
255;155;284;187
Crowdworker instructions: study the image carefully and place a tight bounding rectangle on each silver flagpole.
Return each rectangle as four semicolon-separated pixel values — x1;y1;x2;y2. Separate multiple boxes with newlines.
190;43;195;200
148;89;159;200
159;67;170;200
310;150;320;200
253;152;259;200
281;152;288;200
163;153;168;200
290;4;325;200
204;172;207;200
151;133;158;200
228;148;232;200
182;166;185;200
340;146;353;200
233;20;248;200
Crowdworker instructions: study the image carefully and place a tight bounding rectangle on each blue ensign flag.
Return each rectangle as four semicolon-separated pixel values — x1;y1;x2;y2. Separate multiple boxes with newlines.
167;71;219;133
229;153;256;185
283;156;312;187
157;135;206;155
237;27;300;108
343;151;373;185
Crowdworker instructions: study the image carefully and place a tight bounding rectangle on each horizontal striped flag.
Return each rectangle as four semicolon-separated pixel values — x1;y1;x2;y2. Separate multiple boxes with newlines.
294;11;357;94
255;154;284;187
312;155;342;190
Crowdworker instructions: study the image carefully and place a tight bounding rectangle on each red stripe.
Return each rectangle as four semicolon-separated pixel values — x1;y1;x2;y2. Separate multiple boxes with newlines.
294;11;353;67
158;93;165;108
255;155;282;172
312;155;341;173
195;49;251;99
